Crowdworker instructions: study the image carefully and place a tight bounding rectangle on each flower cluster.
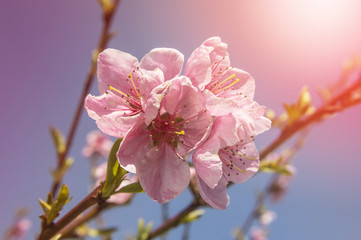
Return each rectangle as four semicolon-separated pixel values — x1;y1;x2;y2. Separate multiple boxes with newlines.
85;37;271;209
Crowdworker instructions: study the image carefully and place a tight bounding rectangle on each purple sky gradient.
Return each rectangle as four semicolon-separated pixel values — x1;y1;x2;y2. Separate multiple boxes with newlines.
1;1;361;239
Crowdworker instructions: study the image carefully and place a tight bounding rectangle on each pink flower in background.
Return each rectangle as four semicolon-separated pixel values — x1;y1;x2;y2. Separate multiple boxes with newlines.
117;77;211;203
94;162;137;205
269;172;294;202
259;210;277;226
85;48;184;138
82;130;113;158
250;227;267;240
5;218;31;240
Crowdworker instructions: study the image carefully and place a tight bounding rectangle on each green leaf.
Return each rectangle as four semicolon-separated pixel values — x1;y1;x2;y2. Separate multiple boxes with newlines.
102;138;127;197
137;218;153;240
45;184;72;225
38;198;51;213
114;182;143;194
180;209;205;224
49;126;66;154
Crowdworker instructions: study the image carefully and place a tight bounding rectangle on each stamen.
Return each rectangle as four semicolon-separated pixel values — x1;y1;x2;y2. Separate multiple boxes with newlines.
218;73;237;86
108;84;129;97
215;77;240;93
236;153;255;160
174;130;185;135
129;73;140;97
108;84;141;108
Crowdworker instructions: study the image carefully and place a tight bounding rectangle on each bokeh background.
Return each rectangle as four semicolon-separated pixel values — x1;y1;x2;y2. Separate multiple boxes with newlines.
1;0;361;239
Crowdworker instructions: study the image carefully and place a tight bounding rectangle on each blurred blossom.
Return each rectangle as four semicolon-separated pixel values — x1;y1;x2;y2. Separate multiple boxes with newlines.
94;162;137;204
82;130;113;158
250;227;267;240
258;210;276;226
269;173;294;203
4;218;31;240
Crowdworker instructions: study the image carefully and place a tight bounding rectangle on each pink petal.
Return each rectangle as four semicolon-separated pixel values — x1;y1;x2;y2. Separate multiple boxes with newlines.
117;117;150;171
193;114;238;188
140;48;184;80
193;151;222;189
254;116;272;135
202;36;230;67
202;90;240;116
137;145;190;203
197;175;229;209
85;92;139;138
142;78;170;126
185;45;212;91
161;76;204;119
97;49;140;94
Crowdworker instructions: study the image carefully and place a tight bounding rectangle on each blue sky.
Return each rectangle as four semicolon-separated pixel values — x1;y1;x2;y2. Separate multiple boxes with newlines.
1;1;361;239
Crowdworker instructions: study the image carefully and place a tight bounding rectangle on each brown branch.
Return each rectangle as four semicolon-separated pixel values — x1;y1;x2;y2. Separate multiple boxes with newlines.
50;0;122;197
59;202;112;239
38;185;105;240
260;73;361;160
147;201;201;240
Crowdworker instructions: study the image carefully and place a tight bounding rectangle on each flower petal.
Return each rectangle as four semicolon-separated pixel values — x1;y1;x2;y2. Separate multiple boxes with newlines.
137;145;190;203
185;45;213;91
201;37;230;67
202;90;240;116
85;92;139;138
197;175;229;209
193;150;222;189
117;117;150;171
140;48;184;80
192;114;238;188
97;48;140;93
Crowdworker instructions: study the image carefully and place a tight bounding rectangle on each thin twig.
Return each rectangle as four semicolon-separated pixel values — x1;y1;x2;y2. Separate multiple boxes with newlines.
260;73;361;160
38;185;104;240
50;0;122;197
147;201;200;240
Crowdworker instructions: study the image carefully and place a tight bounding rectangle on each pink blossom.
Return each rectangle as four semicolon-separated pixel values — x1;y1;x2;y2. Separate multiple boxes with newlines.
269;173;294;202
5;218;31;239
94;162;137;204
250;227;267;240
185;38;271;209
82;130;113;158
85;48;184;138
117;77;211;203
259;210;277;226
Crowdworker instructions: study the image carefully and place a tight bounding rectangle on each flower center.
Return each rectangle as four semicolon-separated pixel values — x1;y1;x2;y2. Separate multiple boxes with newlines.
206;58;240;95
107;70;142;116
219;145;255;176
147;113;186;150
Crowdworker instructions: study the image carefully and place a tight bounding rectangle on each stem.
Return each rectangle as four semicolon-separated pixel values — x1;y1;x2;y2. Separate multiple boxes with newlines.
59;203;112;239
147;201;200;240
38;185;104;240
50;0;122;197
260;73;361;161
240;193;265;236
